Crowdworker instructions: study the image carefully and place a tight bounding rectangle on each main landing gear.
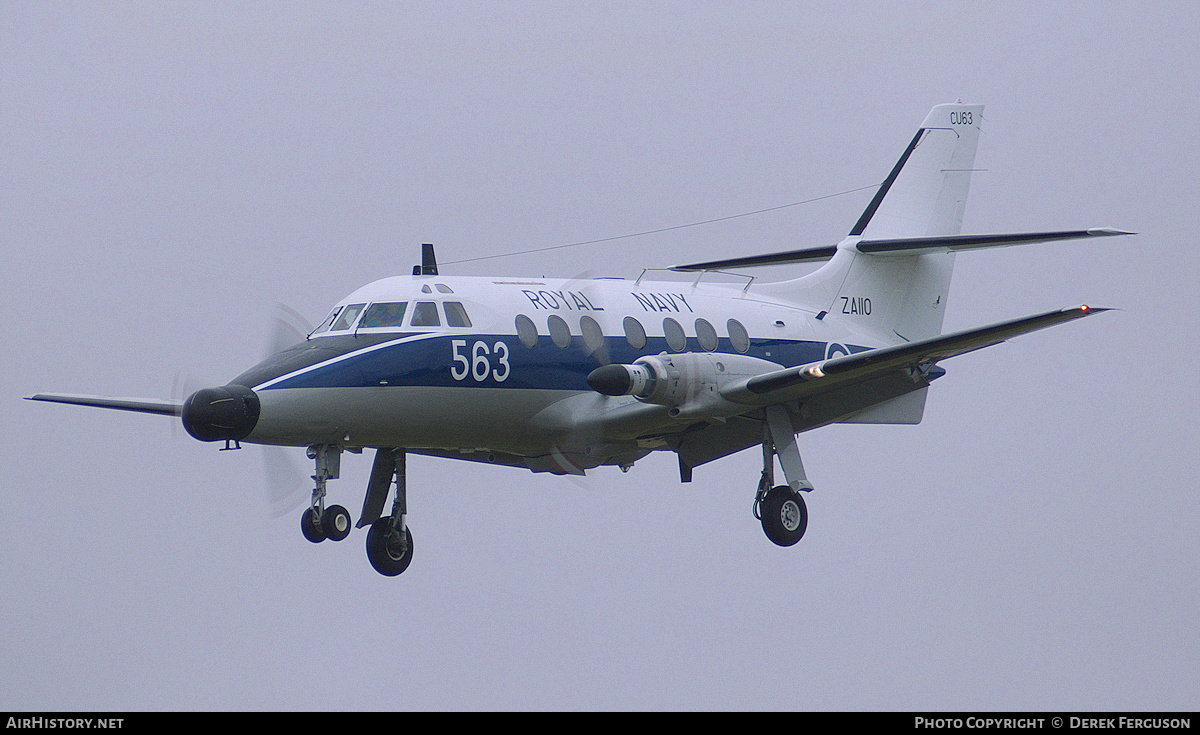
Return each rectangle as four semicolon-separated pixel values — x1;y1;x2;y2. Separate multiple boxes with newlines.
298;444;415;576
361;448;413;577
753;405;812;547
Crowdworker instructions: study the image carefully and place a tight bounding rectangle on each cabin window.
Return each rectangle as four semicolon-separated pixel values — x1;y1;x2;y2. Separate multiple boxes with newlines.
435;284;454;294
515;315;538;348
663;317;686;352
580;315;605;356
695;318;718;352
548;314;571;349
331;303;366;331
444;302;472;328
410;302;441;327
727;319;750;353
359;302;408;329
312;306;344;335
623;316;646;350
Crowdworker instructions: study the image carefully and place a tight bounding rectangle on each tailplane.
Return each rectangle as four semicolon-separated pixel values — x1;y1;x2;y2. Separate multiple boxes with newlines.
670;102;1132;343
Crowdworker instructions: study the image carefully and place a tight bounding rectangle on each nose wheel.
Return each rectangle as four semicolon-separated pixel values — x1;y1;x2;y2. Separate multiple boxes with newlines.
301;507;325;543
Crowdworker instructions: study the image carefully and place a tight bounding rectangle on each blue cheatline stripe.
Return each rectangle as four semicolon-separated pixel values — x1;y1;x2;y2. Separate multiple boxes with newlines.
253;333;843;392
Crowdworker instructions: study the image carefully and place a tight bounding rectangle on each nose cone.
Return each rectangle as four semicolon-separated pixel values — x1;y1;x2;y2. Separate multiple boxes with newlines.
181;385;260;442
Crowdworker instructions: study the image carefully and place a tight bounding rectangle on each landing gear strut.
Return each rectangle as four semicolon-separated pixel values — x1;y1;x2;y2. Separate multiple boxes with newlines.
754;405;813;547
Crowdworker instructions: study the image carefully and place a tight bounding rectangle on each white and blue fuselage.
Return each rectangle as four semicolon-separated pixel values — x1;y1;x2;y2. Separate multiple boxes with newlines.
226;270;876;473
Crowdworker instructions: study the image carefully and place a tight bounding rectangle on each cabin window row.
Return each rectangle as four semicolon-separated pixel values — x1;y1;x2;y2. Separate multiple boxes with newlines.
514;315;751;354
313;300;473;333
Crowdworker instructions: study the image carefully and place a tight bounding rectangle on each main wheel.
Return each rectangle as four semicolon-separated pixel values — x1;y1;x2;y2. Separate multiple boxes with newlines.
301;507;327;543
760;486;808;547
322;505;352;541
366;519;414;577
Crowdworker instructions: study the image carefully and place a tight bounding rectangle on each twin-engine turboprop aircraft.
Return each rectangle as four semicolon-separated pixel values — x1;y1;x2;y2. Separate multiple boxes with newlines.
28;103;1130;576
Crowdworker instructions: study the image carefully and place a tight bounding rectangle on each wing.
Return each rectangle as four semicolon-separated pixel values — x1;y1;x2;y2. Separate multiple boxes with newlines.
721;305;1106;405
25;393;183;416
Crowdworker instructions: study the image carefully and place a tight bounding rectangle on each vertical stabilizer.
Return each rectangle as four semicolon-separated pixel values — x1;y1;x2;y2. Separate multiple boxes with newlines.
798;103;984;344
852;103;983;240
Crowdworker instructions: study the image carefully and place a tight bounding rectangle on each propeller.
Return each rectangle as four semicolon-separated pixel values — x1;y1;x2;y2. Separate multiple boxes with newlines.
544;269;623;490
266;301;313;355
169;302;315;517
258;302;315;517
170;371;203;440
560;269;612;368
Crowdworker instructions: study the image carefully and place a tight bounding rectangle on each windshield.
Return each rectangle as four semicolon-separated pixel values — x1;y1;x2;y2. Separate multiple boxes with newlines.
330;303;366;331
311;306;343;335
359;302;408;328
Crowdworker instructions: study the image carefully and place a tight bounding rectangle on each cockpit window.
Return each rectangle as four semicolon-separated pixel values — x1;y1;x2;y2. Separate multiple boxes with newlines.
330;303;366;331
312;306;344;335
410;301;440;327
443;302;472;328
359;302;408;329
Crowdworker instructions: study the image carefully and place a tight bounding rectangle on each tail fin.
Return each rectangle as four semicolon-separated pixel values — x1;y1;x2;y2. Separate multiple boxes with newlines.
804;103;984;342
850;103;983;239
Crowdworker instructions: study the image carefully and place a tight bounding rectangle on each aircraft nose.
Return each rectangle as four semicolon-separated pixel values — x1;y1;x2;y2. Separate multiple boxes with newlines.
181;385;260;442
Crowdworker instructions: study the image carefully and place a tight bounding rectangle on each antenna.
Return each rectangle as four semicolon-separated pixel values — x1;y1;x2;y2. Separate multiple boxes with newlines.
412;243;439;276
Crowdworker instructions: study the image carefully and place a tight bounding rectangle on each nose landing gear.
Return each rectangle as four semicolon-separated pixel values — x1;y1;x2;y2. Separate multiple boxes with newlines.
300;444;352;543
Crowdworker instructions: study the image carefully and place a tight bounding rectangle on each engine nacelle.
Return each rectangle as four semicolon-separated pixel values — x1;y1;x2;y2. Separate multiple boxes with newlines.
586;352;783;419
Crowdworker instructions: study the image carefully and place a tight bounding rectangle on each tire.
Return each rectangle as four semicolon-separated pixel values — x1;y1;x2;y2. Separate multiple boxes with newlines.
322;505;352;542
301;507;327;543
366;519;414;577
760;486;808;547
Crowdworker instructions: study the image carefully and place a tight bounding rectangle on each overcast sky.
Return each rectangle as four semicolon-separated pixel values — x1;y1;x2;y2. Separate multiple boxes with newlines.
4;1;1198;710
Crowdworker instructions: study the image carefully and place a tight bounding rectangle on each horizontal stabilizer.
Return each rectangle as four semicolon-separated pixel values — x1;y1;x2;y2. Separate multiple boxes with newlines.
722;305;1106;403
25;393;182;416
856;228;1134;256
671;229;1132;272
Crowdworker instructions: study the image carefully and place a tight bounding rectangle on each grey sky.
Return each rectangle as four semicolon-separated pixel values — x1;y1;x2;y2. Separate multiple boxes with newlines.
4;1;1197;710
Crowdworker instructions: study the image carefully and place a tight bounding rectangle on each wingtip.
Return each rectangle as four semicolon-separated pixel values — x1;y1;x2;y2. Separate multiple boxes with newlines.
1087;227;1137;237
